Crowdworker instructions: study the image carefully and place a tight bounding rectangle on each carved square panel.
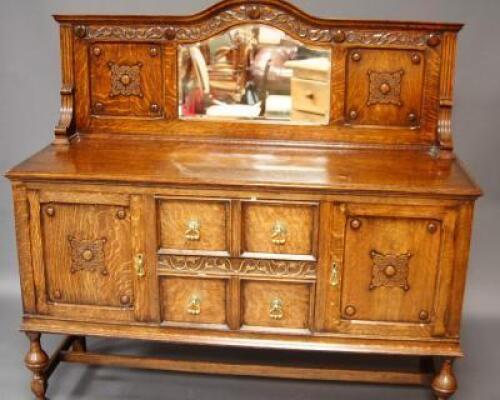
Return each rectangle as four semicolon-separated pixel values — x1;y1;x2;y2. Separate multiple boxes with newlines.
68;236;108;275
346;49;425;127
367;69;404;106
90;43;163;117
369;250;412;291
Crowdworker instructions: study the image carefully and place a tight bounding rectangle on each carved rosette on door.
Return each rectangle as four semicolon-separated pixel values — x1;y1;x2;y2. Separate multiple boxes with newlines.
368;250;412;291
68;237;108;275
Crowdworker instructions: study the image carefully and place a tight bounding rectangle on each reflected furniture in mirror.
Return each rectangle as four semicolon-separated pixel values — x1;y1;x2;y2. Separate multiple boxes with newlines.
5;1;481;399
179;24;331;122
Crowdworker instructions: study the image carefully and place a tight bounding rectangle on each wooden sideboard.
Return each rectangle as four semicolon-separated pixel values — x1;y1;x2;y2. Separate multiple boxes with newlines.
5;1;482;399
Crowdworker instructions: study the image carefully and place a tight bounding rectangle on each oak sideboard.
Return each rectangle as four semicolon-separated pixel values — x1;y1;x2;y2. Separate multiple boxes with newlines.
5;1;482;399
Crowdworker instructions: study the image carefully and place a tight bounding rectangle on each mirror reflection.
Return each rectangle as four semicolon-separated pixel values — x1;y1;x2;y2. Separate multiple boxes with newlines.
178;25;331;124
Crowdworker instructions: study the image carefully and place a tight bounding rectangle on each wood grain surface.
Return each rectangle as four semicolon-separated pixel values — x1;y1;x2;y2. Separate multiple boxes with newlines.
158;199;230;253
6;138;482;197
241;202;317;257
241;280;312;330
160;277;227;325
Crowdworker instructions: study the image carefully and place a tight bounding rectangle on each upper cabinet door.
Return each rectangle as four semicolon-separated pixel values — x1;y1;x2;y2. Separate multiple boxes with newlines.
27;190;158;323
89;43;164;118
325;202;457;337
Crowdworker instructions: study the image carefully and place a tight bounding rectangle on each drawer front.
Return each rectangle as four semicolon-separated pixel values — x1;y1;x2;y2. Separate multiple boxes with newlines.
241;281;313;330
160;277;227;326
291;78;329;116
90;43;163;117
158;199;230;254
346;48;425;127
325;203;457;337
241;202;318;259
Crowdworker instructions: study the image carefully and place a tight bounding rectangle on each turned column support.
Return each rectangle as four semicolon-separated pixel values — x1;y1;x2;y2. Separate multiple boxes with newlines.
432;358;457;399
24;332;49;400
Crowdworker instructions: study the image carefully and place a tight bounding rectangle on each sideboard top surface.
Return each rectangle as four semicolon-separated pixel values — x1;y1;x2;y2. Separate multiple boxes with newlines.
6;137;481;197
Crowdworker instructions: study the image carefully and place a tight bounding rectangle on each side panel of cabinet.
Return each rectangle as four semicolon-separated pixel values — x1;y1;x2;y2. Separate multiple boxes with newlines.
27;190;159;323
323;202;456;337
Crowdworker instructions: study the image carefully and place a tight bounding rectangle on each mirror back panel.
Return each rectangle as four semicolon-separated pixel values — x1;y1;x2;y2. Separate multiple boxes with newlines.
59;0;461;148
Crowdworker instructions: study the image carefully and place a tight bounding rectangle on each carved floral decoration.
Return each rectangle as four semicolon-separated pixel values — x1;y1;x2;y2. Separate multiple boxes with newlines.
83;4;432;46
68;236;108;275
108;62;143;97
367;69;404;106
369;250;412;291
159;255;316;279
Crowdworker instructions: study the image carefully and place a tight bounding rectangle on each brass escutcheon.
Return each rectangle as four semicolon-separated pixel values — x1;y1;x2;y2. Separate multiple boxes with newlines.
330;262;339;287
134;253;145;277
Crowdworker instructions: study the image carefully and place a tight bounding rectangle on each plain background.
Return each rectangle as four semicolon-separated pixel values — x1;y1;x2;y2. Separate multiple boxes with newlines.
1;0;499;399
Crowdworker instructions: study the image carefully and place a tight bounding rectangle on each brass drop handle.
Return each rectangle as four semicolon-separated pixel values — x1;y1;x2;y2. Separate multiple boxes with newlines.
330;262;339;287
134;253;145;278
187;296;201;315
271;222;287;245
269;298;284;320
185;219;201;241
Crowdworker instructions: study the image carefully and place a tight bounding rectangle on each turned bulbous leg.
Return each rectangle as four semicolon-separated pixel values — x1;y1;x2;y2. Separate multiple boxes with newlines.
432;359;457;399
25;332;49;400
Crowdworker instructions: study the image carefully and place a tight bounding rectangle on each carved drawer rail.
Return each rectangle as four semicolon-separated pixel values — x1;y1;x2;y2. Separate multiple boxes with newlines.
158;254;316;280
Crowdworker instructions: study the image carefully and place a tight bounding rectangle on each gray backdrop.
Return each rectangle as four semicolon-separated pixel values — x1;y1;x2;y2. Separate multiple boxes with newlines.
1;0;499;399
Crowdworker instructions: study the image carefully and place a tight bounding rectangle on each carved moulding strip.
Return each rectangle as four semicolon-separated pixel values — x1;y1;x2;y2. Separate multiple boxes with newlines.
83;4;432;46
108;62;143;97
81;4;410;46
369;250;412;291
68;237;108;275
345;30;430;47
158;255;316;279
85;5;332;43
367;69;404;106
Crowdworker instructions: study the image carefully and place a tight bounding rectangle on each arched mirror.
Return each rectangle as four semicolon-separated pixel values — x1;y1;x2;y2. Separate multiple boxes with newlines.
178;24;332;125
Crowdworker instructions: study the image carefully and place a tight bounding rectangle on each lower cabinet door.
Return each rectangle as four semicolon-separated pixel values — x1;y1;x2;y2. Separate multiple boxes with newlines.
326;203;457;337
28;190;152;322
